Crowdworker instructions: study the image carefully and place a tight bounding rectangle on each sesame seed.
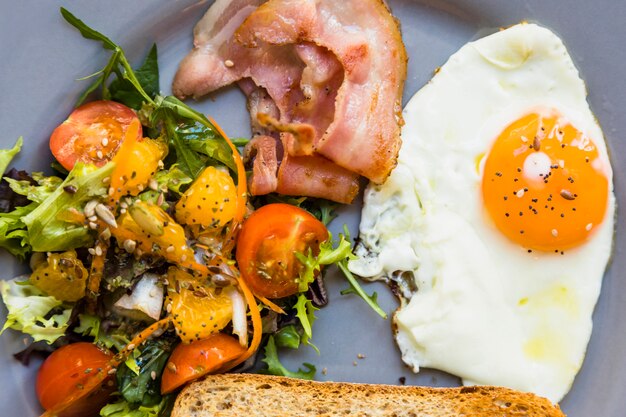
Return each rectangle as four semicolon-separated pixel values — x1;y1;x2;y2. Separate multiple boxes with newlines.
166;246;175;253
102;138;109;147
95;246;103;257
551;229;558;237
96;150;103;159
516;189;525;198
88;248;96;256
89;222;98;230
151;371;156;380
586;223;593;231
224;59;234;67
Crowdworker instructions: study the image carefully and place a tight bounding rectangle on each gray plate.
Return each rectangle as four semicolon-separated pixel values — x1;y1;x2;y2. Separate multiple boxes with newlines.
1;1;624;416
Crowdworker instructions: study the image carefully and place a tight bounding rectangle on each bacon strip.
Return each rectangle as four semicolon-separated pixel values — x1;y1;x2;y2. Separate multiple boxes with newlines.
235;0;407;183
173;0;406;201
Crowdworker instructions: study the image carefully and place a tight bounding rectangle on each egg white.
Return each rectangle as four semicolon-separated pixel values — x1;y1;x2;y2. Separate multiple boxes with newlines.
349;23;615;402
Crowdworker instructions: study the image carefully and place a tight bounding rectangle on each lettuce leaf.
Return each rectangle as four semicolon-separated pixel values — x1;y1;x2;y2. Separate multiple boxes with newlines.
0;137;23;177
22;162;114;252
0;203;36;260
0;277;72;344
5;172;63;204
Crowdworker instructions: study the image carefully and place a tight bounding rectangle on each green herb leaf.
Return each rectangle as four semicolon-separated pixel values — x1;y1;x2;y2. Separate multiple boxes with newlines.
261;335;316;380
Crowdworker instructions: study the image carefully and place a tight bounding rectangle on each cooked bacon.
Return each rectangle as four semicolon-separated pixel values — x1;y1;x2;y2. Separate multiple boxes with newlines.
235;0;407;183
243;135;279;195
276;154;360;204
242;82;360;203
173;0;406;201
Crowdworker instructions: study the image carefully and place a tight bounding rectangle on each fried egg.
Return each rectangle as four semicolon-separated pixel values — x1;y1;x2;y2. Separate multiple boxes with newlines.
349;23;615;402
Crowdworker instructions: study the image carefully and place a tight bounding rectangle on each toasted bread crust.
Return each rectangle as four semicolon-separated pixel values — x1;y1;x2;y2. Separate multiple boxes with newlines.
172;373;566;417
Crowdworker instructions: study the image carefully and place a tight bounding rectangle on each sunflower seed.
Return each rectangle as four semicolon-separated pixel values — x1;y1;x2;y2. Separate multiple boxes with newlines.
95;204;118;228
129;203;164;236
84;200;98;217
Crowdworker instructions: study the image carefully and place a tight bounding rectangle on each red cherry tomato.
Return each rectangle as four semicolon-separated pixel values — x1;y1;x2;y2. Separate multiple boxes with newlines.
236;203;328;299
49;100;142;171
36;343;114;416
161;333;246;394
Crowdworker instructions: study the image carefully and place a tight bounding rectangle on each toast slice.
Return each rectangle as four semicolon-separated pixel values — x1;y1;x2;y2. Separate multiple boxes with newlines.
172;373;566;416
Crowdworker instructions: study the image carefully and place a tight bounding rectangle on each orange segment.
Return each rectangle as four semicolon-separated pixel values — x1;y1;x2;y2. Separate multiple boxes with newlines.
166;267;233;343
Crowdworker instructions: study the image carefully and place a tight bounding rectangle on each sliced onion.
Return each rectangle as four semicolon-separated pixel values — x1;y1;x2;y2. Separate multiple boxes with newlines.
226;286;248;347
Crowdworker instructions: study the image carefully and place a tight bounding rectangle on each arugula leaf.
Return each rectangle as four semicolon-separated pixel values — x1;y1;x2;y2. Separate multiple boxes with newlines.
261;335;316;380
60;7;117;50
0;278;73;344
162;114;205;178
61;8;152;106
22;162;114;252
183;129;235;172
294;293;318;353
0;137;23;177
110;44;159;110
62;8;238;182
116;338;175;407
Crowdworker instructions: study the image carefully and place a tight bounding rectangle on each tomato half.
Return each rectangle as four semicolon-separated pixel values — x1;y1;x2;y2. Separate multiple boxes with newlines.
36;343;114;417
236;203;328;299
160;333;245;394
50;100;142;171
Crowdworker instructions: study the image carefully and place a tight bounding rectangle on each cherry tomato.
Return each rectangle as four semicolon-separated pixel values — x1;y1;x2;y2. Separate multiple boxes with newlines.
36;343;114;417
161;333;245;394
236;203;328;299
50;100;142;171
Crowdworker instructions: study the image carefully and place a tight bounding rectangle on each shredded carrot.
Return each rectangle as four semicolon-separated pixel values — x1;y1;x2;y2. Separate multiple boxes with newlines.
209;116;247;225
110;317;172;367
257;294;286;315
223;277;262;370
208;116;247;250
85;242;107;314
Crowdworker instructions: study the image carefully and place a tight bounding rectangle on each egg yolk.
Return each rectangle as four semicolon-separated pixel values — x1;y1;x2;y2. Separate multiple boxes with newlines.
482;111;609;252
